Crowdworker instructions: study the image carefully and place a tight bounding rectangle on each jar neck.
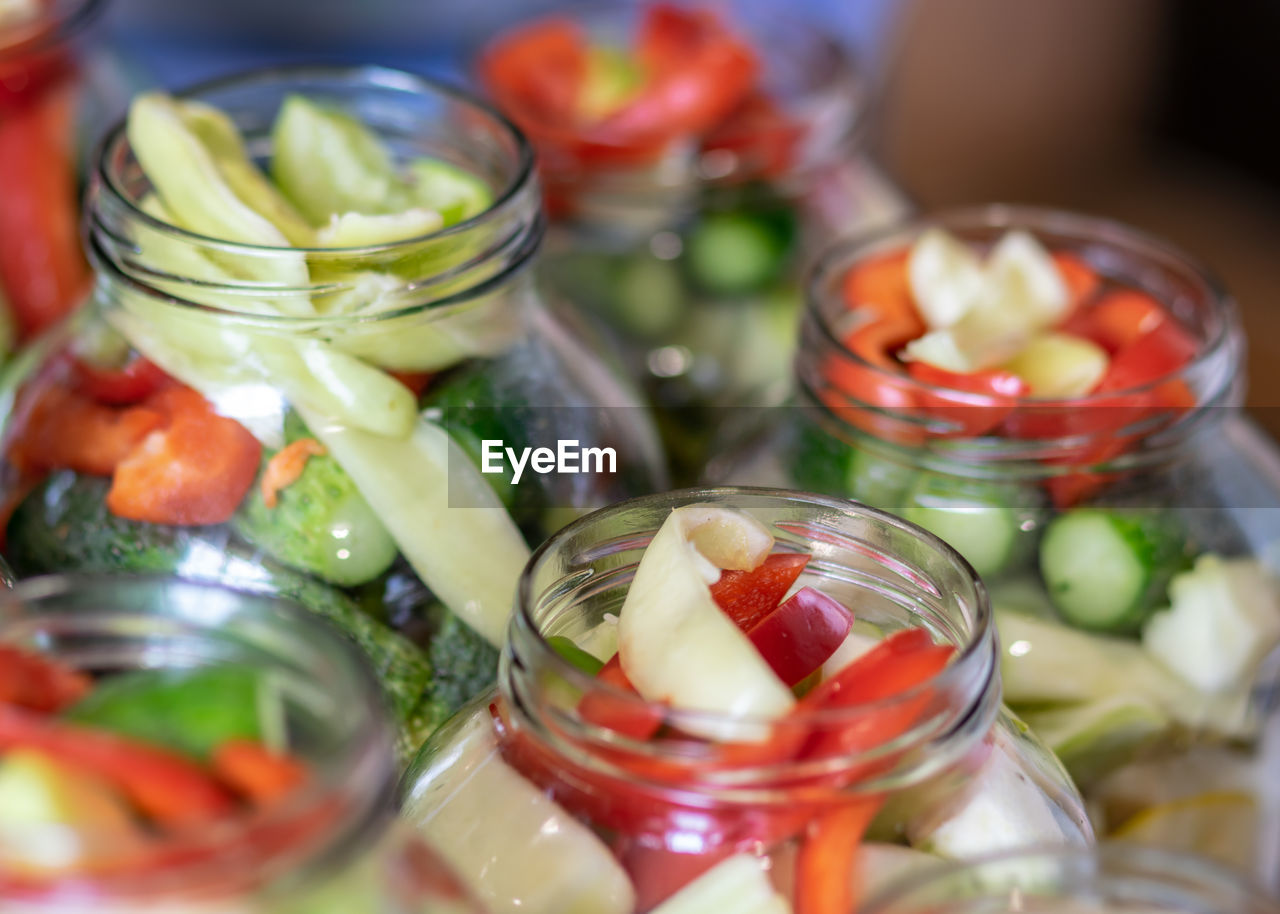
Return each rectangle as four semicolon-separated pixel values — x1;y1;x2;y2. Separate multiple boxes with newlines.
798;205;1246;478
0;576;396;903
85;66;544;338
502;488;1000;802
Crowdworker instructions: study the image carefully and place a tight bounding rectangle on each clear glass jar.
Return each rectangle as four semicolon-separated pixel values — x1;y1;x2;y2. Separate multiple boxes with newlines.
0;65;664;750
0;0;108;344
401;488;1090;914
713;205;1280;865
474;1;910;482
0;574;487;913
861;844;1279;914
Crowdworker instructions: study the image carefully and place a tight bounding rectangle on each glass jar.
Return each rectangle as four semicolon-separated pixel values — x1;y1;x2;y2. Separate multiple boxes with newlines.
0;574;487;913
0;65;664;751
713;205;1280;864
0;0;108;344
861;844;1279;914
474;1;910;482
401;488;1090;914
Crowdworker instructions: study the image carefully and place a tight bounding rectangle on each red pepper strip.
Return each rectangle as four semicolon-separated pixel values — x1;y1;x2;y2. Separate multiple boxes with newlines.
0;704;235;825
73;356;172;406
577;655;666;740
478;19;587;126
823;324;923;447
1052;252;1101;310
106;386;263;526
0;81;91;340
799;628;955;770
906;362;1029;438
8;383;166;477
1062;289;1172;354
794;798;882;914
388;370;433;397
709;552;810;632
747;587;852;687
211;740;309;805
842;250;920;328
0;645;91;713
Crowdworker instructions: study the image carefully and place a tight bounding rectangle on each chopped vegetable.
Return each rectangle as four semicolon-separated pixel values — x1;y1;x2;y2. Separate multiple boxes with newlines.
211;739;308;804
651;853;791;914
794;801;879;914
1000;332;1109;398
709;552;810;632
260;437;327;509
0;646;90;713
1021;695;1169;789
1142;554;1280;693
746;587;853;687
617;505;794;740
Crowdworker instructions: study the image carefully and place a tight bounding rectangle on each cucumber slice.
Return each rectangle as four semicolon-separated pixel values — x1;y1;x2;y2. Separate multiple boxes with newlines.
1039;508;1190;634
315;209;443;247
846;443;917;512
612;255;685;339
684;209;794;297
900;474;1041;580
66;666;281;761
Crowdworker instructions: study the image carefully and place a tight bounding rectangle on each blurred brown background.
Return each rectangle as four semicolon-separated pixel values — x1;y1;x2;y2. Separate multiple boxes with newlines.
875;0;1280;434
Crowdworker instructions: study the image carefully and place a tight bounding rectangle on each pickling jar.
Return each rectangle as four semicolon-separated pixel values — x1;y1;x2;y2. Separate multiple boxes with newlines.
712;205;1280;859
401;488;1090;914
0;65;665;752
0;575;488;913
861;844;1279;914
0;0;111;345
474;1;910;482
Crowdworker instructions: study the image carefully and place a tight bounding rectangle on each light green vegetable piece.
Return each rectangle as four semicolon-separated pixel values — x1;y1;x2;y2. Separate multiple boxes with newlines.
403;157;494;227
1022;695;1169;789
316;209;443;247
271;94;403;224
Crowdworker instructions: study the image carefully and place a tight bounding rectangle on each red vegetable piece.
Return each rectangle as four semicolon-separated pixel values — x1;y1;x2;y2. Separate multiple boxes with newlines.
478;19;587;125
747;587;853;687
9;383;166;477
906;362;1029;438
799;628;954;766
709;552;810;632
703;91;805;178
0;82;91;340
1063;289;1170;354
212;739;309;805
0;703;236;825
0;645;91;713
74;355;172;405
1051;252;1101;310
106;386;263;526
617;838;739;912
577;655;665;740
841;250;920;330
794;799;881;914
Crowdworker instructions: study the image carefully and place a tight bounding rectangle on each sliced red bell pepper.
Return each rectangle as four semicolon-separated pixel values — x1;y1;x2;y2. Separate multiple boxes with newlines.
709;552;809;631
259;438;326;509
747;586;852;687
1063;289;1173;354
106;386;262;526
0;703;235;825
73;355;172;406
794;798;881;914
906;362;1029;438
0;645;91;713
577;655;665;740
1052;252;1101;310
0;82;91;340
799;628;955;768
211;739;308;805
9;383;166;477
478;19;587;126
841;250;920;329
703;92;805;178
387;369;433;397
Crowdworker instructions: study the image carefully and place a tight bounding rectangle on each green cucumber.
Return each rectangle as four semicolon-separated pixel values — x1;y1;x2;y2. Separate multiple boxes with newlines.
612;255;685;339
403;158;493;227
1039;508;1191;633
546;635;605;676
65;667;282;761
900;474;1042;580
846;443;918;512
683;206;795;297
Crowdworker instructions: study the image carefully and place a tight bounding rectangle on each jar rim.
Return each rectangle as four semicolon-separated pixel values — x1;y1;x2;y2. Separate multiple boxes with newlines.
805;204;1240;409
511;486;997;781
0;573;396;900
475;0;867;197
859;842;1280;914
96;63;537;256
0;0;103;62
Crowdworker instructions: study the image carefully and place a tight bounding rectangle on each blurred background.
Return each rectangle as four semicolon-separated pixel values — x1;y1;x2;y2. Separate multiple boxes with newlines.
93;0;1280;432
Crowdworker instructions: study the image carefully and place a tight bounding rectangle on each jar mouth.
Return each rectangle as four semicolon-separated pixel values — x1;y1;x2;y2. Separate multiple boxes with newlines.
0;0;102;62
476;0;866;198
859;842;1279;914
510;486;998;789
808;203;1239;401
0;574;395;901
87;64;544;325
